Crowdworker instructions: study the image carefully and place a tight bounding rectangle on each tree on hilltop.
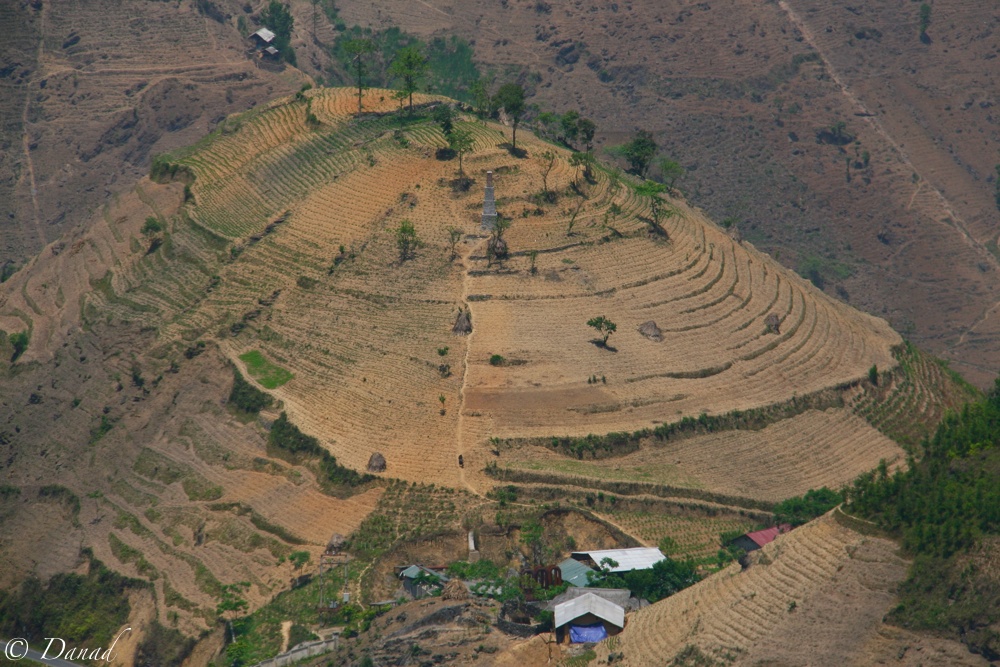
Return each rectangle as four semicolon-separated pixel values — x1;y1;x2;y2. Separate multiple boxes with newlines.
611;130;657;177
635;180;673;237
389;46;429;112
433;104;455;135
345;38;374;114
448;128;474;178
538;150;556;202
495;83;526;153
578;117;596;152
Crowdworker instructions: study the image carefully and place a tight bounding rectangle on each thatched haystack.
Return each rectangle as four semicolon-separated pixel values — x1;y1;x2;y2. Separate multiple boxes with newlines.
441;579;470;600
453;309;472;335
638;320;663;342
326;533;346;553
367;452;387;473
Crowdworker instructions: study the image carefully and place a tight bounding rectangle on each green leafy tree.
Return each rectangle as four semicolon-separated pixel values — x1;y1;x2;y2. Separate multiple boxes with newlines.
570;151;594;184
535;111;560;141
587;316;617;346
520;519;545;566
395;219;420;261
388;46;429;112
773;487;842;526
470;79;492;120
345;38;375;114
577;117;596;151
141;217;162;237
448;128;474;177
635;180;672;235
447;227;462;261
655;157;684;191
495;83;526;152
433;104;455;135
487;217;511;267
616;130;657;176
260;1;295;64
560;110;581;146
216;581;250;641
538;150;557;200
919;3;931;38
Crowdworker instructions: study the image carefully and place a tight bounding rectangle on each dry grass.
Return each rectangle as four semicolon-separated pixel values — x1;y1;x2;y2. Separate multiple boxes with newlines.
502;408;905;504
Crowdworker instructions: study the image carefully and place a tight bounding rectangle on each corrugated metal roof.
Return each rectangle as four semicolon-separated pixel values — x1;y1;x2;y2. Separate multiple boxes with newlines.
572;547;665;572
399;565;448;581
264;46;279;55
555;592;625;629
745;524;792;548
558;558;595;587
546;587;632;611
253;27;276;42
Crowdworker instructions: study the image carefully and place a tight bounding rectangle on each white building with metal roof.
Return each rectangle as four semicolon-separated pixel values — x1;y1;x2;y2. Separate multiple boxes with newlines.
571;547;665;573
554;592;626;643
252;27;276;44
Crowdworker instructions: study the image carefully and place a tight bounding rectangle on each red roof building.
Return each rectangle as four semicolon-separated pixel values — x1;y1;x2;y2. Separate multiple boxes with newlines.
731;524;792;552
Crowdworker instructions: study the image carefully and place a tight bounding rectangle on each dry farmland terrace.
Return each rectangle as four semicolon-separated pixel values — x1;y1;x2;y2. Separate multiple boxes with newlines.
45;86;905;492
499;408;906;505
596;512;910;666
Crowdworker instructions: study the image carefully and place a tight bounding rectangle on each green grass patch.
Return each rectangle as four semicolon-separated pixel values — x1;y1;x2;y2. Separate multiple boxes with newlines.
239;350;293;389
181;476;224;502
510;458;703;488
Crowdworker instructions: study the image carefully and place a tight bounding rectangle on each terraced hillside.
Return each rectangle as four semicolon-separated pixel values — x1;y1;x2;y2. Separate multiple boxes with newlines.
6;86;901;488
593;512;990;666
0;86;976;663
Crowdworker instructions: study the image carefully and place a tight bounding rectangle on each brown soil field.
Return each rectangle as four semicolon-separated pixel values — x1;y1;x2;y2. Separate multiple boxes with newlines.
592;512;989;666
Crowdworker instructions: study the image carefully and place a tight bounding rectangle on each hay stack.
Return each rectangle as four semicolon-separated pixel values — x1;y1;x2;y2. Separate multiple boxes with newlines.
638;320;663;342
367;452;387;473
441;579;470;600
453;309;472;335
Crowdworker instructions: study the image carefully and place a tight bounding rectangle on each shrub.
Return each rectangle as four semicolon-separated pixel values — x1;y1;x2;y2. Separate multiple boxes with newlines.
489;354;505;366
269;413;374;488
229;369;273;414
773;487;842;526
141;217;163;236
8;331;28;362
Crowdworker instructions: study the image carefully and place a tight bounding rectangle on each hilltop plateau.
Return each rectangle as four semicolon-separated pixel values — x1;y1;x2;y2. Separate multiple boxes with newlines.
0;86;985;665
